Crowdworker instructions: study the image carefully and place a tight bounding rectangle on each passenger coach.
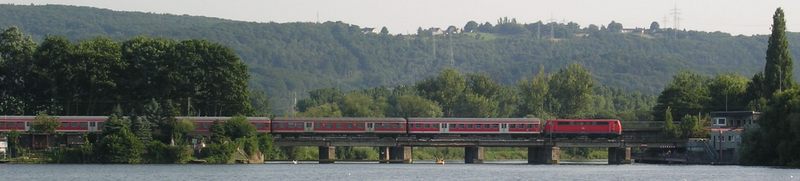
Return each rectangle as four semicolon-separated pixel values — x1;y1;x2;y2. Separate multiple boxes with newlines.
271;117;406;135
407;118;541;136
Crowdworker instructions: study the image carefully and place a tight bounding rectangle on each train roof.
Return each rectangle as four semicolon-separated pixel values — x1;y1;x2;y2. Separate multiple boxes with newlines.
547;119;620;122
408;118;541;122
273;117;405;122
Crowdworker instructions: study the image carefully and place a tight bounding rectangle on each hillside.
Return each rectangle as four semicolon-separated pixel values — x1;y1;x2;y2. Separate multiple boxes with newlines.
1;4;799;114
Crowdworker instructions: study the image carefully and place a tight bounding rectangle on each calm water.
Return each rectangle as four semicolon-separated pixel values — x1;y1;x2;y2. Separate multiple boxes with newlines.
1;161;797;181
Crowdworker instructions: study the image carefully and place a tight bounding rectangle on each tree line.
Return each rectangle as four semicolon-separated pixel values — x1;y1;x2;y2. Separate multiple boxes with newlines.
0;27;264;116
294;64;653;121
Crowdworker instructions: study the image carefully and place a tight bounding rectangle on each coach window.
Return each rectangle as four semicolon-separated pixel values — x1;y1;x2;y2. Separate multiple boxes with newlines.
558;122;570;126
467;124;473;128
450;124;456;128
434;124;439;128
492;124;498;128
326;124;333;129
510;124;516;128
476;124;482;128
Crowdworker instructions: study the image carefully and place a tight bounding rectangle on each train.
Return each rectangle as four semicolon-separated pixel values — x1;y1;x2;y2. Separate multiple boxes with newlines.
0;116;622;138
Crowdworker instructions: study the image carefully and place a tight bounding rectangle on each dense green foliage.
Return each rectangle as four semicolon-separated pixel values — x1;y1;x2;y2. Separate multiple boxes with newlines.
0;26;252;116
763;8;795;96
2;4;799;114
296;66;654;121
30;112;59;134
740;8;800;167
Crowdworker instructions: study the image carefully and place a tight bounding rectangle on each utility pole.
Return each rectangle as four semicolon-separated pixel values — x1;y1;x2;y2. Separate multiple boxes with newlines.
671;2;680;30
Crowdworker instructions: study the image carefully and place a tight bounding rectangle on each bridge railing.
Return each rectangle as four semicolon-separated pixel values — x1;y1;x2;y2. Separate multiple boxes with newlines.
622;121;663;131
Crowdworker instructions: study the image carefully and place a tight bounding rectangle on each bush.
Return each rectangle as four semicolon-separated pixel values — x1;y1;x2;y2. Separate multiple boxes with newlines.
200;142;237;164
144;141;192;164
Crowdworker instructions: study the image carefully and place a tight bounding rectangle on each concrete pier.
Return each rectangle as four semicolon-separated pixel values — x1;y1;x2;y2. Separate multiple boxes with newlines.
389;146;413;163
528;146;560;164
608;147;632;164
378;146;390;163
464;146;485;164
319;146;336;164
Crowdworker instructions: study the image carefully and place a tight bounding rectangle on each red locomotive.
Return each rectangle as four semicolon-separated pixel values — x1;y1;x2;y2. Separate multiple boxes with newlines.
543;119;622;138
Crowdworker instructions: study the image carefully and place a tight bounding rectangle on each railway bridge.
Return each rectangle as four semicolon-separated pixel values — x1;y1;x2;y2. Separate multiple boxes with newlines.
274;121;679;164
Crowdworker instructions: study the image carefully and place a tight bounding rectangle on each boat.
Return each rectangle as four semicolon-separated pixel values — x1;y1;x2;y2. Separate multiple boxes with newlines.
435;158;445;165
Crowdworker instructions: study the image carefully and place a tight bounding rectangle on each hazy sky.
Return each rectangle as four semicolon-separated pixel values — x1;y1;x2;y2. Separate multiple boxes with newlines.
2;0;798;35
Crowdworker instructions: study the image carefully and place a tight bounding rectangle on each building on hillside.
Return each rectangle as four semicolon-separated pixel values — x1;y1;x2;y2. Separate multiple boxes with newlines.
708;111;761;164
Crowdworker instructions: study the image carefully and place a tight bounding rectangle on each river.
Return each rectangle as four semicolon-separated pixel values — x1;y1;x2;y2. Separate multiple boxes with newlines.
1;161;797;180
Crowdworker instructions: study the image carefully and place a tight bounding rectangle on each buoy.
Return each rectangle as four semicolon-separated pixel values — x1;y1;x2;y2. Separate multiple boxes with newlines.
292;160;298;164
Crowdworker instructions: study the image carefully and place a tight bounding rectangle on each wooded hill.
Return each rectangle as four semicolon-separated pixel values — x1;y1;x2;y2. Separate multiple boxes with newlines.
1;4;798;114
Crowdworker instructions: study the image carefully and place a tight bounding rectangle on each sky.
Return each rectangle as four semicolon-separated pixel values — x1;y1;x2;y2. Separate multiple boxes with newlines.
2;0;798;35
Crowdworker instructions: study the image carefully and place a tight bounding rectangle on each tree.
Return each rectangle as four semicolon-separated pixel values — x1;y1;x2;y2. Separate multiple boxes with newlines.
649;21;660;32
607;21;623;33
171;119;195;145
518;67;550;117
663;107;680;138
389;95;443;118
477;22;493;33
680;114;708;138
72;37;124;115
223;116;256;140
341;93;385;117
417;69;466;117
31;112;59;134
301;103;342;117
742;88;800;166
708;74;749;111
763;8;794;97
379;27;389;35
249;89;270;116
209;120;228;143
96;113;145;163
548;64;594;118
454;93;498;117
296;88;344;112
0;27;36;113
652;71;710;121
130;115;153;142
463;21;479;33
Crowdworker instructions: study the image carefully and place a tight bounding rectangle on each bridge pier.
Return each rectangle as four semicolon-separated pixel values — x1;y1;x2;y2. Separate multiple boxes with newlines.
608;147;632;164
319;146;336;164
464;146;485;164
378;146;390;163
389;146;413;163
528;146;560;164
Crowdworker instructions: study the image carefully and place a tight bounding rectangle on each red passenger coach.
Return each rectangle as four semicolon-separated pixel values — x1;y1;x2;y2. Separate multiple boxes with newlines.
0;116;107;132
55;116;107;132
543;119;622;138
407;118;541;135
0;116;32;132
271;117;406;134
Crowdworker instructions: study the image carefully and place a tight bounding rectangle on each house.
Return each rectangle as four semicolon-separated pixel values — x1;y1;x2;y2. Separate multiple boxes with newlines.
708;111;761;164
